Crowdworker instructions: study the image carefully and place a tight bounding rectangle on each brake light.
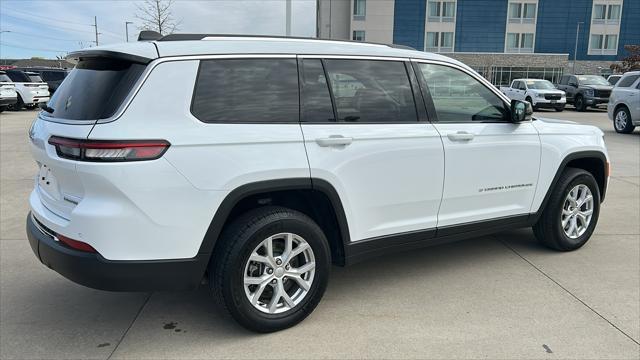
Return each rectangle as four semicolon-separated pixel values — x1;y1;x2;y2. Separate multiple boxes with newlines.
56;233;97;253
48;136;170;162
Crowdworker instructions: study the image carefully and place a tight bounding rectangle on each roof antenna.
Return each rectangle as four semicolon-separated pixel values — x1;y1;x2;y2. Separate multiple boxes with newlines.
138;31;163;41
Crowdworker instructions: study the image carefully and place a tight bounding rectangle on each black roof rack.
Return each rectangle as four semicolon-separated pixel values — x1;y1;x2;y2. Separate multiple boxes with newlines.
153;33;416;50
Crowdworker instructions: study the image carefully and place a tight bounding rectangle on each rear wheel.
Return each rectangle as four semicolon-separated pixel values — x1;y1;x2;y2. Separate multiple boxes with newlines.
533;168;600;251
210;206;330;333
574;95;586;112
613;106;635;134
7;95;24;111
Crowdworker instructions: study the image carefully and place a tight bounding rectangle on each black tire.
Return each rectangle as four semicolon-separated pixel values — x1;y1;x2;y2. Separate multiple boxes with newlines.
555;105;565;112
0;106;5;113
574;95;586;112
210;206;331;333
525;97;535;111
533;168;600;251
613;106;635;134
8;95;24;111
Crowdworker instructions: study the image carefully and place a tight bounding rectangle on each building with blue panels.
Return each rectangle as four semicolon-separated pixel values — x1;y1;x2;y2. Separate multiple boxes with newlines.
317;0;639;85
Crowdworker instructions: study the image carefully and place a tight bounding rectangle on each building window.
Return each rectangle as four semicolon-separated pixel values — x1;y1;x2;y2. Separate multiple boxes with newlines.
509;2;536;23
428;1;456;22
590;34;618;55
506;33;534;53
353;0;366;19
593;3;621;24
352;30;365;41
425;31;454;52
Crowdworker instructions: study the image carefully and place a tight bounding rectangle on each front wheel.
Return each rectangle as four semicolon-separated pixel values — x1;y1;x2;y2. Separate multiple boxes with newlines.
210;206;331;332
614;106;635;134
574;95;586;112
555;105;565;112
533;168;600;251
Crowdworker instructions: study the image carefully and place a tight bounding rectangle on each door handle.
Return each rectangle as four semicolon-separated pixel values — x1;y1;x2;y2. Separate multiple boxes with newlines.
447;131;475;142
316;135;353;147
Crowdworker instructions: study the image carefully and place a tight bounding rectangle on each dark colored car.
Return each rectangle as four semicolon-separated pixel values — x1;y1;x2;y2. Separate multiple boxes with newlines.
15;68;70;94
557;74;613;112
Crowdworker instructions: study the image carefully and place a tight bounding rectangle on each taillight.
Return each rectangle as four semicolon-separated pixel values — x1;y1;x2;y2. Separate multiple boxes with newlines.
48;136;170;162
57;233;97;253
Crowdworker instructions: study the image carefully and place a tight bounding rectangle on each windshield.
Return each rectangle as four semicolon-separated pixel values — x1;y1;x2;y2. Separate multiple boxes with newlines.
608;76;621;85
28;75;44;82
526;80;555;90
578;75;609;86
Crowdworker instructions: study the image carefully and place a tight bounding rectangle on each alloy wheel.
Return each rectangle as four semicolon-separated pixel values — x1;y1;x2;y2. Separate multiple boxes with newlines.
561;184;594;239
243;233;316;314
615;110;628;131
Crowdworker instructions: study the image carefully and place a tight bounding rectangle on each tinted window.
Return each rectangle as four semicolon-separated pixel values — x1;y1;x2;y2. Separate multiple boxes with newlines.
0;74;11;82
6;70;30;83
617;75;640;88
608;75;621;85
323;59;416;122
28;74;43;82
192;59;298;123
418;63;508;122
42;71;67;81
45;58;146;120
300;59;335;122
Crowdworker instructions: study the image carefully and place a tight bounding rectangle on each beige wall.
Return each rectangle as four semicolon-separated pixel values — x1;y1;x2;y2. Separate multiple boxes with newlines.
317;0;351;40
350;0;395;43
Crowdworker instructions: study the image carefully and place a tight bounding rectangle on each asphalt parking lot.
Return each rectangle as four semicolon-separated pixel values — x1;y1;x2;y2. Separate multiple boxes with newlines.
1;107;638;359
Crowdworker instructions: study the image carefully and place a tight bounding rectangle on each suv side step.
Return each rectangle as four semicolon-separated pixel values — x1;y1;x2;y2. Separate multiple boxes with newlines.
344;214;532;265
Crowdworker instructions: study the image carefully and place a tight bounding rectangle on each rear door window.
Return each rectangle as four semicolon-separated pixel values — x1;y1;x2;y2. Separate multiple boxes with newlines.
45;58;146;120
191;58;299;123
617;75;640;87
323;59;417;122
300;59;335;122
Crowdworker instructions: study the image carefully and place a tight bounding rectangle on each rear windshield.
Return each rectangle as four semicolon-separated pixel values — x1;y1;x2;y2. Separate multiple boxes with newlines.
6;71;30;82
42;71;67;81
28;74;44;82
44;58;145;120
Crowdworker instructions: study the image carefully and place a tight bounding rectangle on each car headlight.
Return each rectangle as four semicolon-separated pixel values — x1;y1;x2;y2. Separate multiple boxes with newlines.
584;89;594;97
536;93;545;98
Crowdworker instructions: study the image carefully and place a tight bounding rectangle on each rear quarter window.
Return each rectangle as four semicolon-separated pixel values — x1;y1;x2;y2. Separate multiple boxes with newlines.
191;58;299;123
45;58;146;121
617;75;640;88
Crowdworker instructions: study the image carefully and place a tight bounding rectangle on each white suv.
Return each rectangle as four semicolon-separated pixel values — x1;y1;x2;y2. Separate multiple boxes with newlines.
5;70;50;110
608;71;640;134
27;35;609;333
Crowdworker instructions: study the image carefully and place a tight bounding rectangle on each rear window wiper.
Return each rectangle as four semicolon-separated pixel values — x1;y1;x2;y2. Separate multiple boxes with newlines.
39;103;54;113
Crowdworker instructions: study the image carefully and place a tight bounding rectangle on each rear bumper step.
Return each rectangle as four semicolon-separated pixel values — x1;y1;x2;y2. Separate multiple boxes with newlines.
27;213;209;291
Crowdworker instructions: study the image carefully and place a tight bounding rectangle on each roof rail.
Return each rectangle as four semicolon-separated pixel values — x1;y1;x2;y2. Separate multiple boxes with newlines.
155;33;416;50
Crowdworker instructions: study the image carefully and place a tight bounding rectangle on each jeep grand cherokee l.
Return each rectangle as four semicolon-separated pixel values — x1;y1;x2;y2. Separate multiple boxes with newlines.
27;35;609;333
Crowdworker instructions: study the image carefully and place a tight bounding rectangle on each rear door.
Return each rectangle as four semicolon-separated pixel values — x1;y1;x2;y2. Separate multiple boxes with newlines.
299;57;445;242
413;60;540;228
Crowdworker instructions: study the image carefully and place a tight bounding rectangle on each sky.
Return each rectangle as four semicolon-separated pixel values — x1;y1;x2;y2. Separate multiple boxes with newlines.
0;0;317;59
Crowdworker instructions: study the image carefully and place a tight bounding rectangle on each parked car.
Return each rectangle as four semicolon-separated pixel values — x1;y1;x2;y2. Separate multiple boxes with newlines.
557;74;613;111
500;79;566;111
607;74;623;86
27;35;609;333
4;69;50;110
0;71;18;112
16;67;70;94
608;71;640;133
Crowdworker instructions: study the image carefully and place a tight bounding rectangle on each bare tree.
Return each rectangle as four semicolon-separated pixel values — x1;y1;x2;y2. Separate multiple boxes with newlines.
135;0;181;35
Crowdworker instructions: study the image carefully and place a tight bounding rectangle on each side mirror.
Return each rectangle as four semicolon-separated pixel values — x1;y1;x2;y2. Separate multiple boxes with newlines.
510;100;533;122
569;82;578;88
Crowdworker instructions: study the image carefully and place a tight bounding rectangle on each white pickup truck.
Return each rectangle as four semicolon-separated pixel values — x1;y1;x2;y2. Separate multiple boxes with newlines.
500;79;566;112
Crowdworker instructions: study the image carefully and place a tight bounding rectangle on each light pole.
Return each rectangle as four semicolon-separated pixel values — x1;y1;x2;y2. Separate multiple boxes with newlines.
125;21;133;42
573;22;584;74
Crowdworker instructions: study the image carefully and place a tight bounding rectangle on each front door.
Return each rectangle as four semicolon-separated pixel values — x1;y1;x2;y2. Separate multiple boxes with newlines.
414;61;541;228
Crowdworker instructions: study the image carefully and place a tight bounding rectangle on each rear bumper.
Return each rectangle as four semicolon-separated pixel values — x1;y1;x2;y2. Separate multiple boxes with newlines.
27;213;209;291
0;97;17;106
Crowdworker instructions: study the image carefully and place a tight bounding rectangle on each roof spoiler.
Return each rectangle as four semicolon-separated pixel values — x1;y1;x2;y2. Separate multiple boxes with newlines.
138;30;163;41
66;50;153;65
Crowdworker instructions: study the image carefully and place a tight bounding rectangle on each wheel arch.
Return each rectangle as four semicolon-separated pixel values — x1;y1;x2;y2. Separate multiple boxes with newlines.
532;151;608;223
199;178;351;266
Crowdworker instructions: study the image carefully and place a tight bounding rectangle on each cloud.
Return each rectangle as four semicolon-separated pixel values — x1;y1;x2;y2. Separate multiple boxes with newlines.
0;0;317;59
